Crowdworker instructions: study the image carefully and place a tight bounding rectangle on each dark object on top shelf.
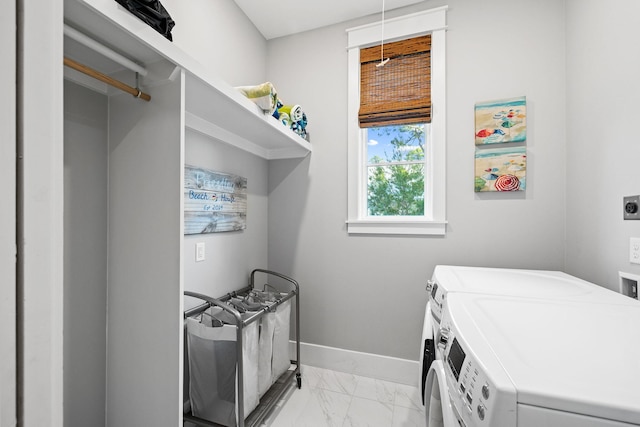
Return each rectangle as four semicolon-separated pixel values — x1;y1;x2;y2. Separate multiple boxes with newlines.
114;0;175;41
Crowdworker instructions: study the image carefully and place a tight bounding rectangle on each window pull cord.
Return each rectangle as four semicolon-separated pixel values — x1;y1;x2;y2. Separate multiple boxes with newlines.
376;0;390;67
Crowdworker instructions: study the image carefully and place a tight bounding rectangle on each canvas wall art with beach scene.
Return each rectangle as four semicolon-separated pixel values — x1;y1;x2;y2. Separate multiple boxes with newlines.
475;146;526;192
475;96;526;145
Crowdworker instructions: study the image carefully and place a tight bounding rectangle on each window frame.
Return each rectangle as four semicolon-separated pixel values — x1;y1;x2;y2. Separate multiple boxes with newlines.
346;7;448;235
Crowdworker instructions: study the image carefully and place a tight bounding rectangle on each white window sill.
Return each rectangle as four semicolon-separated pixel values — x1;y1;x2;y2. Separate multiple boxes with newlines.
346;219;447;236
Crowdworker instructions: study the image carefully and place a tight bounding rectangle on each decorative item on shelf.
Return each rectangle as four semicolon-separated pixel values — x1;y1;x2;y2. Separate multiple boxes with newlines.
114;0;175;41
278;104;303;122
474;96;527;192
278;112;291;128
291;112;308;140
272;100;283;120
274;101;309;141
235;82;278;114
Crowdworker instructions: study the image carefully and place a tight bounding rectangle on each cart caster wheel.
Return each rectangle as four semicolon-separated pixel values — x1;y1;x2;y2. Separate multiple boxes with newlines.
296;374;302;389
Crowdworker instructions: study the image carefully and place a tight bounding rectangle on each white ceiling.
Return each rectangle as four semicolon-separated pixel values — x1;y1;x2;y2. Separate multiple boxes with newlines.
232;0;427;40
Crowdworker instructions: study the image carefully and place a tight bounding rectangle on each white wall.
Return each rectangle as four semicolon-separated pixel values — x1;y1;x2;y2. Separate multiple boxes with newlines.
266;0;568;360
565;0;640;288
183;131;269;303
1;1;16;425
159;0;270;302
106;78;184;427
173;3;271;410
63;81;108;427
162;0;267;86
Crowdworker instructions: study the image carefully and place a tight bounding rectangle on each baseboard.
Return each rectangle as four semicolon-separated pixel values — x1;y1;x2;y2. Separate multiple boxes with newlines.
290;341;419;387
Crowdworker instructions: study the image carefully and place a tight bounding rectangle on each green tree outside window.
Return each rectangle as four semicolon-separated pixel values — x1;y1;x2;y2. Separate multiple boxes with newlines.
367;124;426;216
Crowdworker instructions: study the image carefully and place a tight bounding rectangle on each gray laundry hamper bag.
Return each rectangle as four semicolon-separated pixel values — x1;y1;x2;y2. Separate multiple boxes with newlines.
257;309;276;397
186;308;259;427
250;291;292;387
271;298;292;383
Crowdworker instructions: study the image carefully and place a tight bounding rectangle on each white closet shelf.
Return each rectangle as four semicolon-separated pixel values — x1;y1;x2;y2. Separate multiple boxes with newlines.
64;0;312;160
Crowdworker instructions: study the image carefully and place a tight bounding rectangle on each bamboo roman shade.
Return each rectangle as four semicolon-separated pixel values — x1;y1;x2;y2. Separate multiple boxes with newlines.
359;35;431;127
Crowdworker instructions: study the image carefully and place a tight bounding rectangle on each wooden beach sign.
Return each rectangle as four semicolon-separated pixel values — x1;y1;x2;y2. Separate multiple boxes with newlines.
184;165;247;234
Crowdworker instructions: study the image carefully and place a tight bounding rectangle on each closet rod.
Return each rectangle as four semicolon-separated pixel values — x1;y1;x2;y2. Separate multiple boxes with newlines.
64;24;148;76
64;57;151;102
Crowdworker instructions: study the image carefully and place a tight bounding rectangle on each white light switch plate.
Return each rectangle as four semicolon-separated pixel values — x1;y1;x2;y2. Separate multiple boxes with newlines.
196;242;205;262
630;238;640;264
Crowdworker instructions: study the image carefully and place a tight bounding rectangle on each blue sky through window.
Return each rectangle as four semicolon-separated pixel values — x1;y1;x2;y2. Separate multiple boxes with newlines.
366;125;425;163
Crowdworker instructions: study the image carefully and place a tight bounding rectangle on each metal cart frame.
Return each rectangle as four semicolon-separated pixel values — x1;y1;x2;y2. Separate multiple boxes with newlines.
183;269;301;427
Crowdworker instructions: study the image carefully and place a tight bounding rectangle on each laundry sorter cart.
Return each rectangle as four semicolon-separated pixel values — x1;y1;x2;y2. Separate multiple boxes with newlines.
183;269;301;427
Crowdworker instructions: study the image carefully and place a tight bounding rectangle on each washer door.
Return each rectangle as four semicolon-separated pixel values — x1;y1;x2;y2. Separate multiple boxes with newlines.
424;360;455;427
420;301;437;404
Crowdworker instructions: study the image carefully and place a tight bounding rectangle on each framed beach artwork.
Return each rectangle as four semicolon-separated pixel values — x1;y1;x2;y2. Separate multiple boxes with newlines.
184;165;247;234
475;96;526;145
474;146;526;192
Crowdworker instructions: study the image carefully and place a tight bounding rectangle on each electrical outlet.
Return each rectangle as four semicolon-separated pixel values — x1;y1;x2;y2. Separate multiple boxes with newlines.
630;238;640;264
196;242;205;262
624;196;640;220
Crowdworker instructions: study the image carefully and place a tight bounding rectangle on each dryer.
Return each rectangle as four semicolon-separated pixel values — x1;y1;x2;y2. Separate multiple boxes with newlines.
425;292;640;426
429;265;637;324
420;265;638;412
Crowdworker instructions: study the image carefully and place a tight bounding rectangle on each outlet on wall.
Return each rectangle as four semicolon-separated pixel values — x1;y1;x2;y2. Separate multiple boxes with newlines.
624;196;640;220
630;238;640;264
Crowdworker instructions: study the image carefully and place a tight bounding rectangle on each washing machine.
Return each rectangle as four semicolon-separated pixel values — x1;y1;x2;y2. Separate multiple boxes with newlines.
425;292;640;426
420;265;638;410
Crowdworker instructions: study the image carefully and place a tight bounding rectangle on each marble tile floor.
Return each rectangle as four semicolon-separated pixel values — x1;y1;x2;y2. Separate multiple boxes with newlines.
260;365;425;427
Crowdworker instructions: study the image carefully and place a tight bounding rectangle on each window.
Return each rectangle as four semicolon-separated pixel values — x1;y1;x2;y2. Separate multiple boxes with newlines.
346;7;447;235
366;123;427;216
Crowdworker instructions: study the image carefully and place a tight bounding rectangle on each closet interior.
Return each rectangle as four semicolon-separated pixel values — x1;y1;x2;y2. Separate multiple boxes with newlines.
63;0;311;425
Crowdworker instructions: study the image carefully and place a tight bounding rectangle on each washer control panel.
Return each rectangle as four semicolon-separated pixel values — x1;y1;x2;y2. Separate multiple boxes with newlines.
442;323;495;426
435;280;519;426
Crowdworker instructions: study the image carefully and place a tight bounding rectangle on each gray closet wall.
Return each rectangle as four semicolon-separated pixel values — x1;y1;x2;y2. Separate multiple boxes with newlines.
63;81;108;426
